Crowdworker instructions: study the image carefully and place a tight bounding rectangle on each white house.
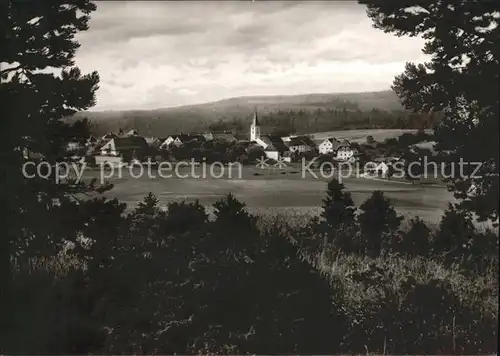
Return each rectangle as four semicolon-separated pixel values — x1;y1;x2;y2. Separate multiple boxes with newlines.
159;134;188;149
318;138;339;154
318;137;355;160
335;145;355;161
375;162;390;177
99;136;148;157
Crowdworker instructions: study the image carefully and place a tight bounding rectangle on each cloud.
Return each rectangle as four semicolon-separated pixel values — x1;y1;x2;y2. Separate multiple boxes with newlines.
74;1;428;110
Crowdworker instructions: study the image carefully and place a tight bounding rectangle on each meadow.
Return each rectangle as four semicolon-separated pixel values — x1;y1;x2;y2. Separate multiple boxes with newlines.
83;163;455;224
310;128;432;143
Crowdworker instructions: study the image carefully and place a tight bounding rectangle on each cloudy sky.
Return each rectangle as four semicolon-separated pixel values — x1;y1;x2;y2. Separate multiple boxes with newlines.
75;1;428;111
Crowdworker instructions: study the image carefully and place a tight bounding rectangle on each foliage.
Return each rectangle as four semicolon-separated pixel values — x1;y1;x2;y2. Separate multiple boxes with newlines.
316;179;358;252
358;191;404;257
398;216;431;257
359;0;500;223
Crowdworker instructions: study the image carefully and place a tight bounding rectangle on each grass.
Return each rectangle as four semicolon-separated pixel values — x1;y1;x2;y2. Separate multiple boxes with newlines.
310;128;432;143
257;210;498;319
81;165;454;224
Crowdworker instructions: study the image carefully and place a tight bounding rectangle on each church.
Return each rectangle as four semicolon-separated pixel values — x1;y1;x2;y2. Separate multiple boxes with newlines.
250;108;291;162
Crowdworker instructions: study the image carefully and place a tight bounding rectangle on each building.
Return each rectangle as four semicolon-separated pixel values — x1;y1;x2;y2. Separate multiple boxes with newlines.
99;136;149;159
159;134;204;149
250;108;290;162
375;162;390;177
66;139;84;152
318;138;339;154
145;136;163;148
250;107;261;142
287;136;316;153
159;134;192;149
335;142;356;161
123;129;139;137
203;131;237;143
318;137;355;160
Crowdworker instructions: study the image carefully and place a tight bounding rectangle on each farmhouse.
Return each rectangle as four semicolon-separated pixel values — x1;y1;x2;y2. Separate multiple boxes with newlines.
287;136;316;153
99;136;149;158
203;131;237;143
159;134;197;149
318;138;339;154
335;142;356;161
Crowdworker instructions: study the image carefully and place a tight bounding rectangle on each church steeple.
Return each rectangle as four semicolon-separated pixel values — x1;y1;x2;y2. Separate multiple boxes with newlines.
250;106;260;142
252;106;259;126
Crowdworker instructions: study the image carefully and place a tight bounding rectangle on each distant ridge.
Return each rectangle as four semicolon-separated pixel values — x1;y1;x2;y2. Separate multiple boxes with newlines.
71;90;409;136
76;90;403;118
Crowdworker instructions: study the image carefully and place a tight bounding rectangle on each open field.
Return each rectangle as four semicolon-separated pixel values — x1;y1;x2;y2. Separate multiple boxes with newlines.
311;128;432;143
83;164;455;224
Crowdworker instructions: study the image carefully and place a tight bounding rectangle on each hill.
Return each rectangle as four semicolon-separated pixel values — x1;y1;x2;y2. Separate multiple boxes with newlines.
70;90;423;136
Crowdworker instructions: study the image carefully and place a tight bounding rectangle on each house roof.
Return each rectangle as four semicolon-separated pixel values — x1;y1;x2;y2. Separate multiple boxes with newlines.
212;132;237;141
124;129;139;136
110;136;149;150
260;135;288;152
321;138;351;151
102;133;117;140
145;137;162;145
169;134;193;141
288;135;316;148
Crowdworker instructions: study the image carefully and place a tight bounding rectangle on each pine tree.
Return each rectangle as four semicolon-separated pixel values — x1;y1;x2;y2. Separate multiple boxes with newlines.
1;1;103;350
433;203;476;265
402;217;431;257
358;191;403;257
318;179;357;251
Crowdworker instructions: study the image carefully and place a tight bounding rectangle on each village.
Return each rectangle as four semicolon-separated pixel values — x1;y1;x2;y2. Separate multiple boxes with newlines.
62;108;435;180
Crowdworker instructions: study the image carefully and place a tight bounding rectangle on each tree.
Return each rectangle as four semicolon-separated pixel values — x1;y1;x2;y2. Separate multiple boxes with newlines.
401;217;431;257
358;191;403;256
212;193;258;243
318;179;357;250
359;0;499;224
1;0;105;351
433;203;476;265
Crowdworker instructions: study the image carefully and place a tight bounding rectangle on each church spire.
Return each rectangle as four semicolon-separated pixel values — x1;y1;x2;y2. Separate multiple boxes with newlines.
252;106;259;126
250;105;260;142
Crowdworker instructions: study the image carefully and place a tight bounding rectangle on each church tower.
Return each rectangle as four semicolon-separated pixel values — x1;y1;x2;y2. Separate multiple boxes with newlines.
250;106;260;142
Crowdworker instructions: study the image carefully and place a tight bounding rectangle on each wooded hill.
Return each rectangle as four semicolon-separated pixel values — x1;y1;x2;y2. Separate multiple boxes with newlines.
71;90;440;137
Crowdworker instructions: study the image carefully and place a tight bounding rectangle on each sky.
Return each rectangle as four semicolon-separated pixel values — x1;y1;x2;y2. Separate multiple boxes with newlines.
75;1;428;111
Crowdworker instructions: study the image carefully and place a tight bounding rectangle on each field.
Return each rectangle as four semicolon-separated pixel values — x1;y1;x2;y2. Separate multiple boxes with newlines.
310;128;432;143
83;163;454;224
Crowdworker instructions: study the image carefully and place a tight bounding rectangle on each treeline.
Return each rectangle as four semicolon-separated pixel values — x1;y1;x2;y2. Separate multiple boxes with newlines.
87;108;442;138
210;108;442;136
